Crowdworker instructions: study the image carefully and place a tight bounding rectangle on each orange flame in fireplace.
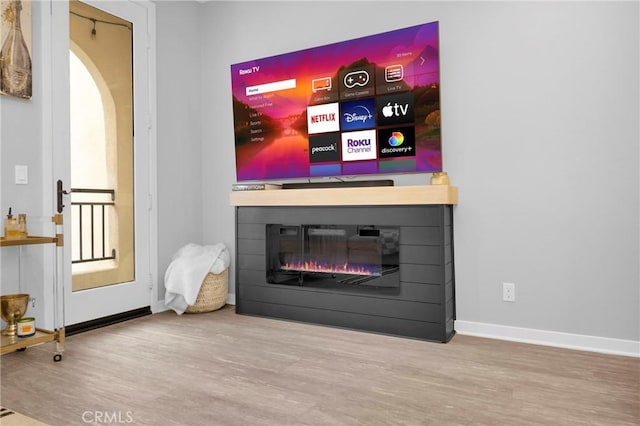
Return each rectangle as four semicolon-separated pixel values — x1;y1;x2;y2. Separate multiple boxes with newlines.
281;260;381;276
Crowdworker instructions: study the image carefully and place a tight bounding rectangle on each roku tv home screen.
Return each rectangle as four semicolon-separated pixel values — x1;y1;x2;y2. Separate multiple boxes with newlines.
230;21;442;182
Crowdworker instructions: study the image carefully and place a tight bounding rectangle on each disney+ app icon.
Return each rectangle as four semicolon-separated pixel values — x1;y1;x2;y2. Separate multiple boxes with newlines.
340;98;376;131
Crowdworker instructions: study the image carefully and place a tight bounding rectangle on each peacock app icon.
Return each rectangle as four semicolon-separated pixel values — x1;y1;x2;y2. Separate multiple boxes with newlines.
309;133;341;163
378;126;415;158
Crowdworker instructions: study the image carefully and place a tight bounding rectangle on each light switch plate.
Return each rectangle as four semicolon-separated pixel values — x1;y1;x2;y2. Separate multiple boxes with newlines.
15;165;28;184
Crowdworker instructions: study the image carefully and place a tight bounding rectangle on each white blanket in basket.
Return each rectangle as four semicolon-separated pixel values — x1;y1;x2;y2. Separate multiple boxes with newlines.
164;243;230;314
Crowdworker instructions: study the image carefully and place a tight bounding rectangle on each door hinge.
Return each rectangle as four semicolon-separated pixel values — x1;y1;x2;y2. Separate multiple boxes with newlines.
148;273;153;290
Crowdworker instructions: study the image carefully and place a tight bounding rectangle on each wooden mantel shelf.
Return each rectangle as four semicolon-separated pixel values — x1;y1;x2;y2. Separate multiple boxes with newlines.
229;185;458;207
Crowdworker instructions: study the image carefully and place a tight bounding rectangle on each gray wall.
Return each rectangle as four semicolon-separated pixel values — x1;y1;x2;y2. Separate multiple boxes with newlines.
1;1;49;326
2;1;637;343
156;1;203;301
191;1;639;341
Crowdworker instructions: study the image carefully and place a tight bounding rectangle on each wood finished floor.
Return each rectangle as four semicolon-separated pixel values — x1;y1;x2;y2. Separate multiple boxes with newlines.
1;306;638;426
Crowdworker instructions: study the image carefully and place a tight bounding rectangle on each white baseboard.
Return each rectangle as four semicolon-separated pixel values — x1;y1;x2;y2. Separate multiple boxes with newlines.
455;320;640;358
226;293;236;305
151;300;169;314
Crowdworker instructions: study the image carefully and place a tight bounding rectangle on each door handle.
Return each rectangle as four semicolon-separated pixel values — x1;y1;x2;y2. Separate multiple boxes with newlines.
56;179;70;213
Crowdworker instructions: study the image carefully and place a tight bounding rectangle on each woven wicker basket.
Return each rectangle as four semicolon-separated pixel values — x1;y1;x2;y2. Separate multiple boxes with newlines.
185;269;228;313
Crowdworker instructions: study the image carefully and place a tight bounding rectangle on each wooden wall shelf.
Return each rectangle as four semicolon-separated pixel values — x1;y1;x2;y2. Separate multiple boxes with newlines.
229;185;458;207
0;236;58;247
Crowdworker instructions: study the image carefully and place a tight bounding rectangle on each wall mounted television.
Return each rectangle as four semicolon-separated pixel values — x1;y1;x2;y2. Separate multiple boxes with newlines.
230;21;441;182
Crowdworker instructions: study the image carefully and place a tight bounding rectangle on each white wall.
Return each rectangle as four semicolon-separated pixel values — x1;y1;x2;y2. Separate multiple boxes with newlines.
193;1;639;346
156;1;204;301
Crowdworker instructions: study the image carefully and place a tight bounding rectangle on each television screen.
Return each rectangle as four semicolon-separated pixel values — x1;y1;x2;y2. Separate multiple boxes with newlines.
230;21;441;182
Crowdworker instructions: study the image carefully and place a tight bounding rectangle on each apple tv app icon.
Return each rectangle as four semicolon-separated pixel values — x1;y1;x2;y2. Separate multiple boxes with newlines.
376;92;414;126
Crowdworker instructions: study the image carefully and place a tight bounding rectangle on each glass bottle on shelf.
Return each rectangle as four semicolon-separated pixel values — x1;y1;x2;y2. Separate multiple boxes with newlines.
18;213;27;238
0;0;32;99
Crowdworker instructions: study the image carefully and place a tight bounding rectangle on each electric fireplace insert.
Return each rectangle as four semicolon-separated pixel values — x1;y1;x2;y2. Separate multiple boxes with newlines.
266;224;400;291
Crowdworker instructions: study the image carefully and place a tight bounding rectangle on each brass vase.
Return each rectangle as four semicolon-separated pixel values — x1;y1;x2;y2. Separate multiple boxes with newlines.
1;293;29;336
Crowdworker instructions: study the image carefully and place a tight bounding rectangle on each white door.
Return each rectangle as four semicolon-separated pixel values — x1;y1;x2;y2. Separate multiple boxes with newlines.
49;0;156;326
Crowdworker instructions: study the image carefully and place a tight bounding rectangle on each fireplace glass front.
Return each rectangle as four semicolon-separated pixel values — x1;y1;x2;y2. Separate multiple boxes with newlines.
266;224;400;290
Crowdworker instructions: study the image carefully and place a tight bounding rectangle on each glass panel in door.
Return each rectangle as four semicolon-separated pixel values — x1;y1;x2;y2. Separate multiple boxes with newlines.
69;0;134;291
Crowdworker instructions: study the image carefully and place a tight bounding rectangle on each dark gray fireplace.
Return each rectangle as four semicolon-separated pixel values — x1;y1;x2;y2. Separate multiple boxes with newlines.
234;203;455;342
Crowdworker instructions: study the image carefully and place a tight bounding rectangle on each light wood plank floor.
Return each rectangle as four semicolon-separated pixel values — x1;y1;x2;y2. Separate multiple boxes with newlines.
1;306;638;425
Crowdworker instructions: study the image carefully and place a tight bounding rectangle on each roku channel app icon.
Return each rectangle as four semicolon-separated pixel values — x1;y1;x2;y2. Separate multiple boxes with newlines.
340;98;375;131
341;129;377;162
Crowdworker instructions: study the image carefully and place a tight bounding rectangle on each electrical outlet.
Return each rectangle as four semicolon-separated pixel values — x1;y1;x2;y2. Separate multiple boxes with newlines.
503;282;515;302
